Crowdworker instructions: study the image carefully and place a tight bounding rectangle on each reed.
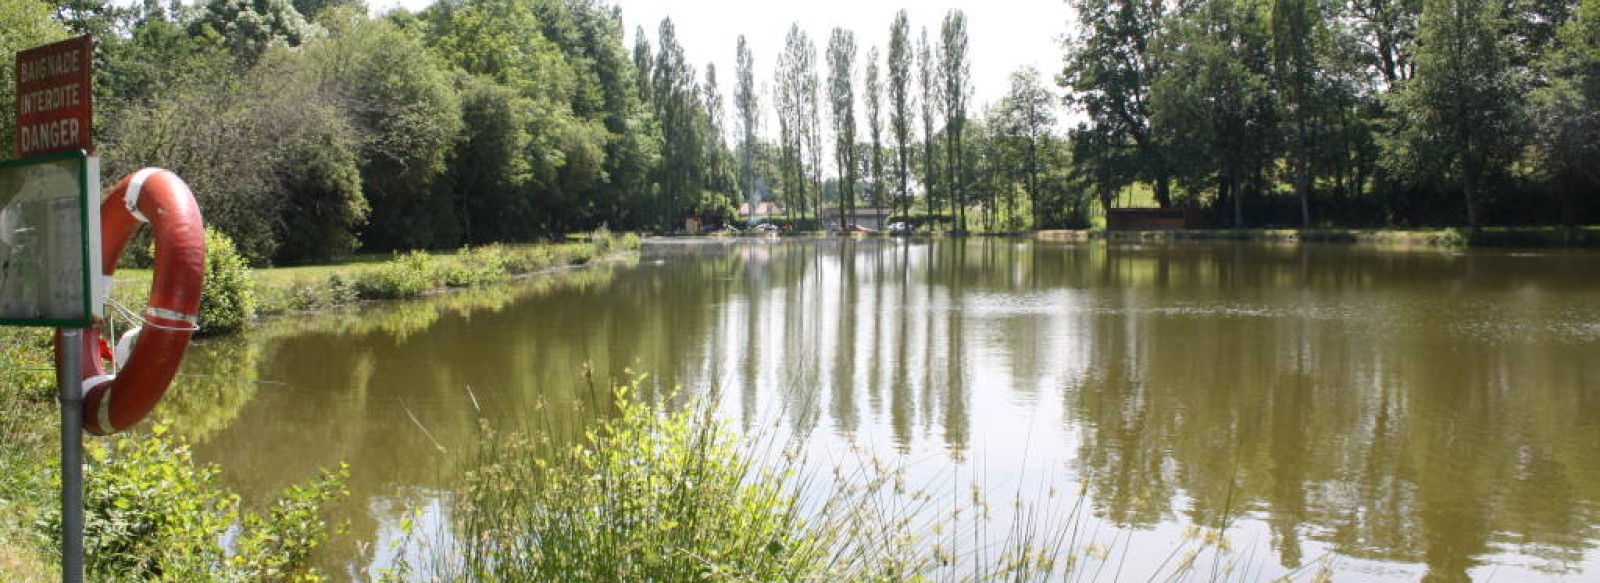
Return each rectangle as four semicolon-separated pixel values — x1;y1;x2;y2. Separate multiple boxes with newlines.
430;374;1295;582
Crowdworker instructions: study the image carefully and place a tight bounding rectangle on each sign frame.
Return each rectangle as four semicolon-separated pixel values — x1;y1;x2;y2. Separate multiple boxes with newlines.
0;149;101;328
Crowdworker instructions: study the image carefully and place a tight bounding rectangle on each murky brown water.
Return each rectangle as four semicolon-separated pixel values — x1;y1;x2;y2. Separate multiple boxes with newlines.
175;239;1600;580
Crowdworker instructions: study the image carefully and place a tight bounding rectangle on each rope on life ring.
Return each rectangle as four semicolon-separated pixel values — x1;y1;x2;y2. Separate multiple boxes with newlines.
55;168;205;436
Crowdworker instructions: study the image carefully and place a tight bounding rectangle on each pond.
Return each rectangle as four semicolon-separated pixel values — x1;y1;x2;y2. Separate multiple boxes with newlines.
174;238;1600;580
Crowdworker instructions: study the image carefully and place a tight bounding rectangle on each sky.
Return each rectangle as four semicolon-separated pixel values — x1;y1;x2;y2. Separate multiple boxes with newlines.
374;0;1076;128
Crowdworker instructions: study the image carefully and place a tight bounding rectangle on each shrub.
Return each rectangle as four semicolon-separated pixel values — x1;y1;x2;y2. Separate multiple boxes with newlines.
503;246;555;275
561;245;594;266
59;426;347;581
354;251;438;299
198;228;256;336
441;245;510;288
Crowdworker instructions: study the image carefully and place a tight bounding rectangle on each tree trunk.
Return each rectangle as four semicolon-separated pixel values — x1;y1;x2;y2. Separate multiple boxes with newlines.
1154;168;1172;208
1231;167;1245;227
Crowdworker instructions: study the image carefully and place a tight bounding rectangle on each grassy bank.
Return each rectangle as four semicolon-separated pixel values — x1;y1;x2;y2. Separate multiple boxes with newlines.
1036;226;1600;248
0;230;642;580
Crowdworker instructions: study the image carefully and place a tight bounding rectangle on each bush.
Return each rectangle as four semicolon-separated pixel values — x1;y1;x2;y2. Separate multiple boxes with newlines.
59;426;347;581
441;245;510;288
199;228;257;336
354;251;438;299
503;246;556;275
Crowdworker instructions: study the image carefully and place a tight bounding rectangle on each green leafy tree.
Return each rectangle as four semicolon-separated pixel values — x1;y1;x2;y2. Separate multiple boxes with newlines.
1386;0;1525;227
101;41;353;263
423;0;601;238
1060;0;1172;208
994;67;1059;228
0;0;65;159
586;6;657;230
310;9;461;255
191;0;322;63
800;31;824;224
271;106;366;263
1272;0;1324;226
446;76;535;243
53;0;132;40
1152;0;1275;226
1349;0;1421;88
1530;0;1599;225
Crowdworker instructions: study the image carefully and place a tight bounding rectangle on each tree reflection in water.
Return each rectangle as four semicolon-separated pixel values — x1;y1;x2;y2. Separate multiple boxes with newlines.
178;241;1600;579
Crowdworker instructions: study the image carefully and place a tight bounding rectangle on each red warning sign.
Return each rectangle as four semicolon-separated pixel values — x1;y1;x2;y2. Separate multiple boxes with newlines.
14;35;93;158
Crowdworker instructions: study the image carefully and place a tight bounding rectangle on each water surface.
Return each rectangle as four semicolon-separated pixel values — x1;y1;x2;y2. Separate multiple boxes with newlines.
177;239;1600;580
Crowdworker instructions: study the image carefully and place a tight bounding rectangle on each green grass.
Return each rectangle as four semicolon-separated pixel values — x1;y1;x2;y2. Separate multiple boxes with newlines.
108;231;642;325
0;328;58;581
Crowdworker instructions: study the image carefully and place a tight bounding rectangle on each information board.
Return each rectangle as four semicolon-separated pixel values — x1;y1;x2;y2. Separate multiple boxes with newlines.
14;35;93;158
0;151;100;327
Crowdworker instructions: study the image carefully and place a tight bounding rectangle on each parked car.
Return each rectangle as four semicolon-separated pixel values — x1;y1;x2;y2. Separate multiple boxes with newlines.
887;221;912;234
846;223;875;233
754;223;780;233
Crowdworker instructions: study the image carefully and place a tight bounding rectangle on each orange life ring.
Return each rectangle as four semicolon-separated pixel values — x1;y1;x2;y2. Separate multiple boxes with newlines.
56;168;205;435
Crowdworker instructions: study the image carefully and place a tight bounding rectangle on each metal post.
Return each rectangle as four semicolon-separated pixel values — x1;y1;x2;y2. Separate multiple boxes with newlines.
57;328;84;583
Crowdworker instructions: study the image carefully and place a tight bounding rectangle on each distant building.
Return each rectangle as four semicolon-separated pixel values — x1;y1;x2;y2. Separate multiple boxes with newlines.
1105;208;1204;231
738;201;788;222
822;206;894;231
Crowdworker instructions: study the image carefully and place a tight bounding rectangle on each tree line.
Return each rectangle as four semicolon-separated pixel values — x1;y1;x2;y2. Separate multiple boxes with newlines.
1;0;1596;266
1063;0;1599;228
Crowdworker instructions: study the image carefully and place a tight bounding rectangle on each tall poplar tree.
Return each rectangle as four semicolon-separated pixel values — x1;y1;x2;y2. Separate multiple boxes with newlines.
917;27;942;223
777;25;817;220
801;35;824;224
828;28;859;223
887;10;915;219
735;36;761;215
652;18;704;228
703;64;737;204
864;46;885;210
940;10;972;231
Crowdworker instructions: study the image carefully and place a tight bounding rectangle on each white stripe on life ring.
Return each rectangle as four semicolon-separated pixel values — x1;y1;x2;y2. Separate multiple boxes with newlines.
125;168;161;223
82;375;115;434
144;306;200;327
